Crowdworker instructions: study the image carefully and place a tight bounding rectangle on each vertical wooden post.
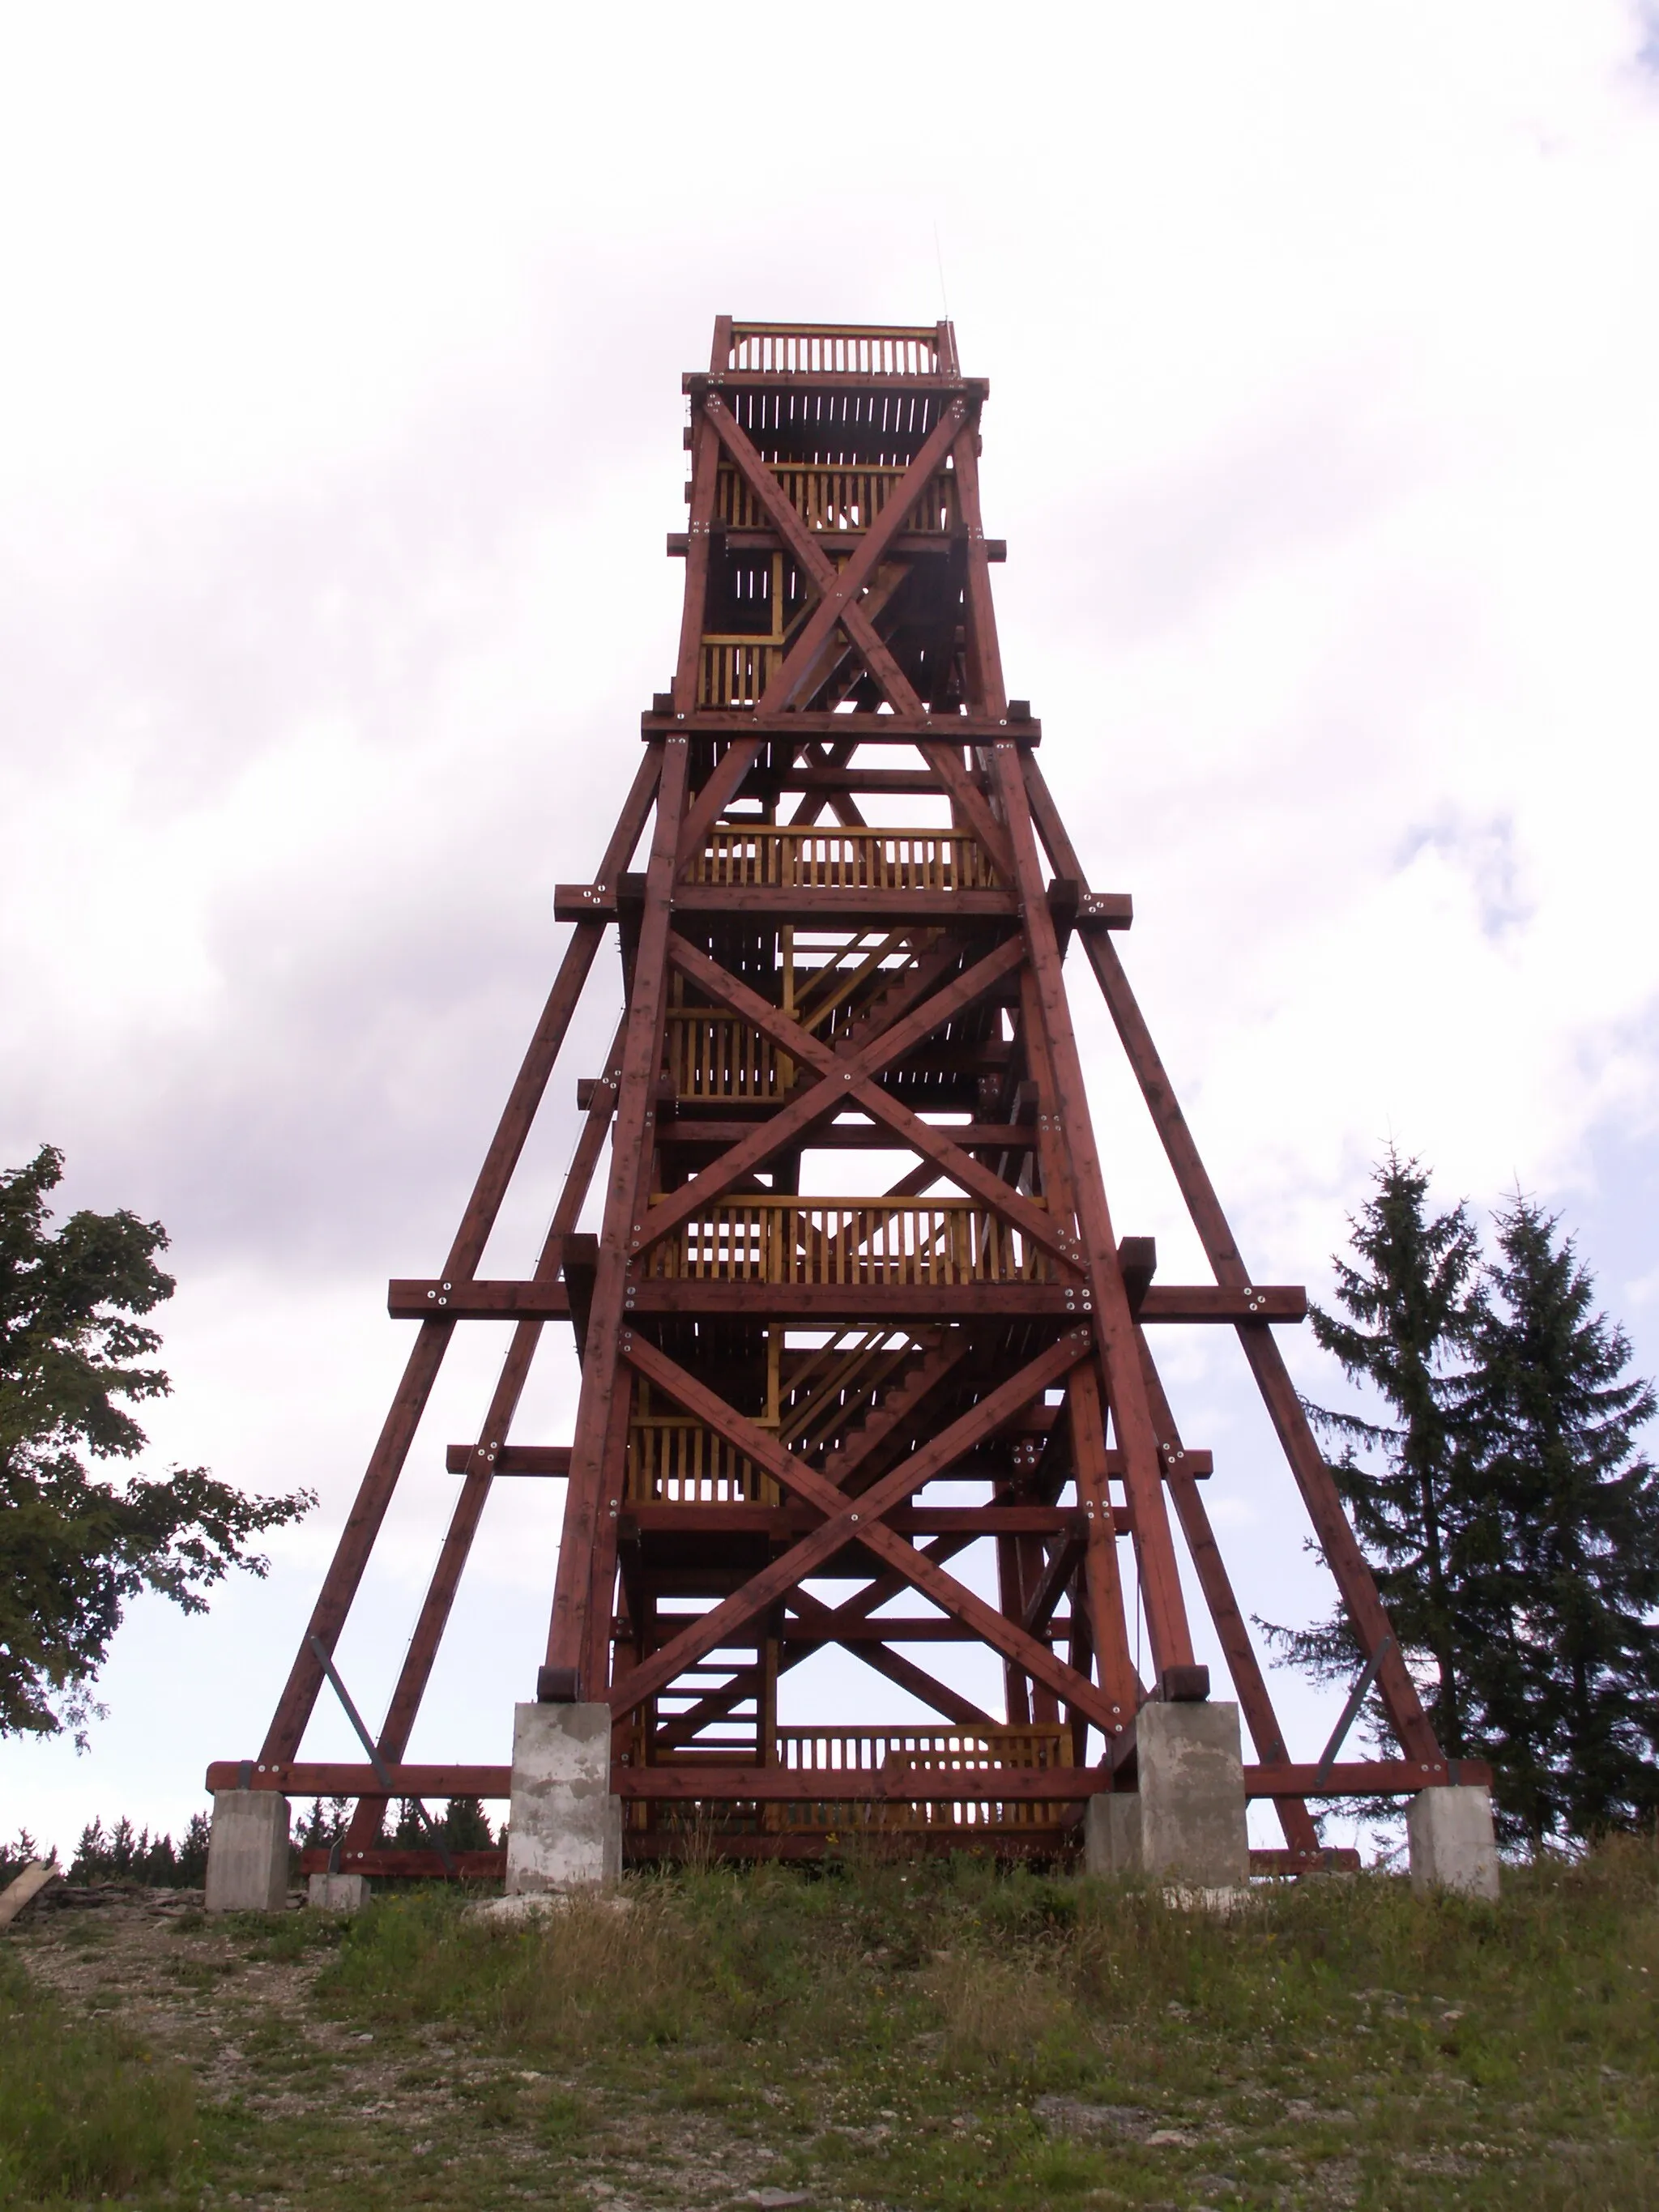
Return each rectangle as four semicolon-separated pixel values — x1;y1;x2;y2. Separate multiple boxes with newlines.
548;738;689;1688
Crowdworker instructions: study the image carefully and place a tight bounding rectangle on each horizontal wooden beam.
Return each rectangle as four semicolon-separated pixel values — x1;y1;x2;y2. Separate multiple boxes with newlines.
393;1280;1304;1324
655;1119;1035;1151
510;1446;1212;1503
616;1766;1105;1802
641;713;1039;744
1244;1758;1492;1795
554;880;1132;930
1250;1848;1363;1874
207;1761;512;1795
209;1753;1492;1801
683;371;982;397
557;882;1013;925
622;1830;1075;1861
667;531;1008;565
300;1846;503;1878
443;1444;572;1475
774;1617;1066;1644
621;1505;1128;1536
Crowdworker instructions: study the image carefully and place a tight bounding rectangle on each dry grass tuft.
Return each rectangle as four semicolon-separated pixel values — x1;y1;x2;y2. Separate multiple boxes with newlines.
920;1949;1078;2066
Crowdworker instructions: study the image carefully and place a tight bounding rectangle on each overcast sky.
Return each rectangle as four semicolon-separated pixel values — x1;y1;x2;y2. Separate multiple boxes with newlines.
4;4;1658;1858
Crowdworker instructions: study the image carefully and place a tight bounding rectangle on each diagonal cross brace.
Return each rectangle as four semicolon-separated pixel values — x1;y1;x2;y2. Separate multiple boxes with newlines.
633;934;1025;1253
702;395;927;717
611;1330;1114;1728
651;935;1081;1272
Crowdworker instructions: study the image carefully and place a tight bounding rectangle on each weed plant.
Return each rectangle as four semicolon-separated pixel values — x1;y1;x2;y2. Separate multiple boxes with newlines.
0;1944;198;2208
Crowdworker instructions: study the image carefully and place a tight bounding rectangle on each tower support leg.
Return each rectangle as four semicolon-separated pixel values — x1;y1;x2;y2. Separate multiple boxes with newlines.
1407;1784;1499;1899
1085;1702;1248;1893
504;1702;621;1893
204;1790;290;1912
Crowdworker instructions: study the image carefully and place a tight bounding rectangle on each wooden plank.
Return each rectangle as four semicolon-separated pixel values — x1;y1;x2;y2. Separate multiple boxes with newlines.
686;371;974;395
225;1753;1482;1804
656;1121;1038;1152
624;1831;1074;1863
669;530;1008;565
1247;1760;1490;1795
988;738;1196;1676
547;739;689;1686
390;1279;1303;1323
949;412;1008;717
209;1762;511;1796
350;1009;633;1853
621;1505;1115;1536
670;884;1024;923
445;1444;572;1475
616;1768;1107;1803
1021;1536;1085;1635
672;400;723;713
642;712;1039;744
1134;1329;1320;1858
782;1618;1066;1643
0;1860;58;1926
302;1847;504;1880
1067;1364;1142;1734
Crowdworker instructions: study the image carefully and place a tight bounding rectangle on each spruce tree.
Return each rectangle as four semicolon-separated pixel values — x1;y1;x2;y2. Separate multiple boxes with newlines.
1461;1196;1659;1843
1267;1149;1488;1755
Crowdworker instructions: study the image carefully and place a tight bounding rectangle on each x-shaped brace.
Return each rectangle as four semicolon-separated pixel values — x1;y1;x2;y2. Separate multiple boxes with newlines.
695;394;1017;873
609;1327;1115;1730
634;934;1082;1276
702;388;966;719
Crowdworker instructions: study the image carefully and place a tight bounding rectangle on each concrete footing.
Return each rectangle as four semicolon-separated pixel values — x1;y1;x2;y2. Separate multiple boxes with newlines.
503;1702;621;1894
1085;1701;1249;1894
1408;1784;1500;1899
204;1790;291;1912
307;1872;371;1914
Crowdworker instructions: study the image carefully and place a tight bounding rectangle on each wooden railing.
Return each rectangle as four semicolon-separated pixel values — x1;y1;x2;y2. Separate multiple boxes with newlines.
714;461;957;537
687;828;998;891
774;1724;1073;1832
643;1198;1056;1287
726;324;947;377
666;1009;791;1099
700;638;782;708
625;1419;778;1505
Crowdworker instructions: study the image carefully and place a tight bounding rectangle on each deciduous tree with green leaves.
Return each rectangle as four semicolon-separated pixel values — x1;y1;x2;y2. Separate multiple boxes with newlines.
0;1144;312;1745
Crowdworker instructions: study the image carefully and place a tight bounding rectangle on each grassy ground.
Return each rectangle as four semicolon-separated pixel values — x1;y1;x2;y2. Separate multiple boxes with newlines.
6;1839;1659;2210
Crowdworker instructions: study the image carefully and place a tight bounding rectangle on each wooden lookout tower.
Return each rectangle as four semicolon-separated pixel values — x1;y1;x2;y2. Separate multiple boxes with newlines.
207;318;1498;1898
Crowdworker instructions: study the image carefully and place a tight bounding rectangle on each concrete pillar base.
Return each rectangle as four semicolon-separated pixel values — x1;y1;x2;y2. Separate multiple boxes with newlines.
1408;1784;1500;1900
504;1702;622;1894
307;1872;371;1913
204;1790;291;1912
1084;1701;1248;1892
